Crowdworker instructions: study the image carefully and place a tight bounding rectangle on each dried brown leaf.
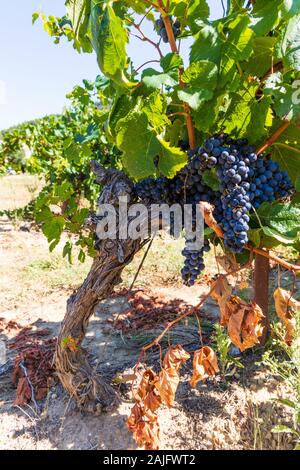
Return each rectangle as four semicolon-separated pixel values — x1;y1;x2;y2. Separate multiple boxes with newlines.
143;391;161;420
154;368;179;407
227;297;264;352
135;368;156;403
274;288;300;344
210;276;233;325
128;403;160;450
154;345;190;407
128;345;189;449
163;344;190;371
190;346;219;387
200;202;224;238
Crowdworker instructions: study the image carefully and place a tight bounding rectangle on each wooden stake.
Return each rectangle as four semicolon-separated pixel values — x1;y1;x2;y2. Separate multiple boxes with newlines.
254;253;270;345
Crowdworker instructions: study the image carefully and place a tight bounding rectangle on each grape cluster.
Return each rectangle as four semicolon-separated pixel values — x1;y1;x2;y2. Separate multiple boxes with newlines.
249;159;293;209
181;239;210;286
134;134;293;284
134;177;170;204
188;134;293;252
155;16;181;43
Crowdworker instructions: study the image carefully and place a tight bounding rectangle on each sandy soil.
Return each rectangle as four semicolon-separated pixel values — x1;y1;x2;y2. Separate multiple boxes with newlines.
0;218;297;451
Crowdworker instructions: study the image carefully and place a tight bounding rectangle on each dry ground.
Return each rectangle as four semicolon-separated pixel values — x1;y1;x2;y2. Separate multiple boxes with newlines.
0;174;297;450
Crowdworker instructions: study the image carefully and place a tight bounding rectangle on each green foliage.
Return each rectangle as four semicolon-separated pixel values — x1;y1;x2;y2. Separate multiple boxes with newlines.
0;77;117;260
213;324;244;378
12;0;300;258
249;201;300;248
261;311;300;449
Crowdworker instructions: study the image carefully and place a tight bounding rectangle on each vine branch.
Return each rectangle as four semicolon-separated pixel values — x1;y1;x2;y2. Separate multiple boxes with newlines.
201;202;300;273
154;0;196;149
126;17;163;58
143;261;251;352
257;119;291;155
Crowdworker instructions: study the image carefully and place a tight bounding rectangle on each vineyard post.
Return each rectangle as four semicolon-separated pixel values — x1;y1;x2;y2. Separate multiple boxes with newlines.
254;253;270;345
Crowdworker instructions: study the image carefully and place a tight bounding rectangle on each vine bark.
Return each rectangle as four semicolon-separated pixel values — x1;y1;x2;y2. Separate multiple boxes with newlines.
55;161;147;412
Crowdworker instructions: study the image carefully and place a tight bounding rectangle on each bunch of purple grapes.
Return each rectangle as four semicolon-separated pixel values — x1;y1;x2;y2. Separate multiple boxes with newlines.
189;134;293;253
134;134;293;284
155;16;181;43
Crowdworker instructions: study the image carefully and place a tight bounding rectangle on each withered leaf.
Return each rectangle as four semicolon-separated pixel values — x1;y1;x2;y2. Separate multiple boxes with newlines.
154;368;179;407
190;346;219;387
128;345;189;450
227;297;264;352
210;276;233;326
163;345;190;371
135;368;156;403
128;403;160;450
274;288;300;344
143;391;161;420
200;202;224;238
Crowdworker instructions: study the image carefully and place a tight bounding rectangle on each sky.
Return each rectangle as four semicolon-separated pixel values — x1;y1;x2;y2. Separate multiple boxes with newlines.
0;0;222;130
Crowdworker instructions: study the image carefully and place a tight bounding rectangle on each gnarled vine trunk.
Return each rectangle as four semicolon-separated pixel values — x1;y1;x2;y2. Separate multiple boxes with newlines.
55;161;146;413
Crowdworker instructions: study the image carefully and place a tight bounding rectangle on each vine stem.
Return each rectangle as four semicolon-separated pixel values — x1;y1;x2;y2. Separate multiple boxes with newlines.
136;59;160;72
143;261;250;352
142;0;161;9
156;0;196;149
201;202;300;272
126;17;163;58
257;119;290;155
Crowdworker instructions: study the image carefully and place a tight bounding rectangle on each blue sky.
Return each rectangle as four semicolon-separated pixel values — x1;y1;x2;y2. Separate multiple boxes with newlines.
0;0;222;130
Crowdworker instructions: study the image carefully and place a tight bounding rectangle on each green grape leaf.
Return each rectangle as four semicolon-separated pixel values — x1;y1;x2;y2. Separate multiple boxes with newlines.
116;111;159;179
281;0;300;18
257;202;300;237
181;60;218;89
271;142;300;183
124;0;148;14
42;216;65;243
78;249;86;263
142;91;170;133
66;0;92;51
245;37;277;78
174;0;210;34
261;226;296;244
264;72;300;120
89;4;128;84
251;0;282;36
157;140;187;178
178;61;217;110
166;118;184;147
192;91;226;133
177;89;212;110
190;23;222;65
108;94;134;139
63;241;73;264
244;96;273;143
54;181;74;202
248;228;262;247
277;14;300;70
269;124;300;183
220;14;254;87
142;68;177;89
160;53;183;73
64;142;81;163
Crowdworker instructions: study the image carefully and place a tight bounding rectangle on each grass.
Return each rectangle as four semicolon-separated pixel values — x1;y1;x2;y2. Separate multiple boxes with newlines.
0;174;214;312
0;174;43;211
22;251;92;290
121;233;185;288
